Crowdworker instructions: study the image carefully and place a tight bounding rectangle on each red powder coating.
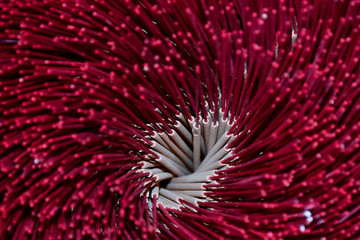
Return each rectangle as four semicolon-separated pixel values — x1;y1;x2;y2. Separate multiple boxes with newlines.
1;0;360;239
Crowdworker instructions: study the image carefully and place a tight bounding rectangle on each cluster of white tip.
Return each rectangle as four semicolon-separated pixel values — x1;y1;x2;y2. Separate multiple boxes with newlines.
141;108;236;209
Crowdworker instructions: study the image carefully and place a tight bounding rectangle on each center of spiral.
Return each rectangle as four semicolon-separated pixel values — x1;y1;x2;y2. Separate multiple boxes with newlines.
142;109;235;209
